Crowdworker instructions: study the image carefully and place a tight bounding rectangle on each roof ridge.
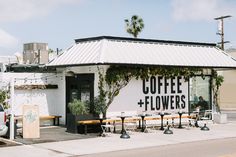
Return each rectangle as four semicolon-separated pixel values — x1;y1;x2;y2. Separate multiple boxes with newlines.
74;36;216;47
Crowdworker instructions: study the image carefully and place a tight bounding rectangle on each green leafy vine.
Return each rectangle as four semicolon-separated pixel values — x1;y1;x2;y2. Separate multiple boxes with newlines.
211;70;224;113
95;67;108;117
0;89;10;109
96;65;224;116
97;65;204;115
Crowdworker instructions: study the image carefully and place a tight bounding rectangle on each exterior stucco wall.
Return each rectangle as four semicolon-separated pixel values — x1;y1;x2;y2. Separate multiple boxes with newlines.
107;76;189;117
0;72;66;124
219;51;236;110
219;70;236;110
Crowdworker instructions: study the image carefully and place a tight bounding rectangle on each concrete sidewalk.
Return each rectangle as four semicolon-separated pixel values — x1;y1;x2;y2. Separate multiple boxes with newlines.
1;121;236;157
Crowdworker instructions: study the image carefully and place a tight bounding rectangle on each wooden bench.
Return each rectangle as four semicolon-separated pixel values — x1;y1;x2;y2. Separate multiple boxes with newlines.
40;115;62;126
77;120;102;135
77;115;192;134
15;115;62;126
78;118;141;134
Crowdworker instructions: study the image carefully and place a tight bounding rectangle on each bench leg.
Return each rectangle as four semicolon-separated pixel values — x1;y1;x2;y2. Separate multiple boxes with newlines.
56;118;60;126
84;125;87;135
113;122;116;133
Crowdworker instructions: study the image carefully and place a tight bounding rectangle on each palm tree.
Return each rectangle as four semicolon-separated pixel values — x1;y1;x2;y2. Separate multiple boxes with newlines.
124;15;144;38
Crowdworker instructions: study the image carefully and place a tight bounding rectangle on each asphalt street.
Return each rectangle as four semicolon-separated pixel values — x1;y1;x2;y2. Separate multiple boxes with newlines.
78;137;236;157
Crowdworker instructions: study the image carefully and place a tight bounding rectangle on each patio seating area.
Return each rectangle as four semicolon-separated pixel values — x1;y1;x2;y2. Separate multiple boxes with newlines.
0;110;215;148
78;111;212;137
14;126;98;145
2;110;213;146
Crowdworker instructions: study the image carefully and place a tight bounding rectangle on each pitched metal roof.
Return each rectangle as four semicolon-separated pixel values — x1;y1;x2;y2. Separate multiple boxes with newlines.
0;56;17;64
47;36;236;68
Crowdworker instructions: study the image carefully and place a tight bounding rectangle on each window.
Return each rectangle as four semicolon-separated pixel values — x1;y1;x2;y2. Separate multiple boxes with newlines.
189;76;211;112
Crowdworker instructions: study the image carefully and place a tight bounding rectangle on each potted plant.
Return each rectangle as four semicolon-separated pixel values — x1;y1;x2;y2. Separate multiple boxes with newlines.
93;96;107;119
66;99;90;133
212;74;227;123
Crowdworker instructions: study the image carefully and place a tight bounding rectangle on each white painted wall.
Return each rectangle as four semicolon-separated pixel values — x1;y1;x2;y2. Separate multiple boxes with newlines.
107;76;189;117
0;72;66;124
0;65;190;124
66;66;189;118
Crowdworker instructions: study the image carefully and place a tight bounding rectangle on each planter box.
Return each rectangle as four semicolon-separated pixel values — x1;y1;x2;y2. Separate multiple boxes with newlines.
77;123;101;134
214;113;227;124
66;114;100;134
66;114;79;133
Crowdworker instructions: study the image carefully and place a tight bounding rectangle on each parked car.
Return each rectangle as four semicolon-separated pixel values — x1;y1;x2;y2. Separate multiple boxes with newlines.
0;104;6;125
0;104;8;137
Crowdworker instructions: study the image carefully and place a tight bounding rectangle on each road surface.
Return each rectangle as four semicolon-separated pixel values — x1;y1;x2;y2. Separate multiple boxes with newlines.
78;137;236;157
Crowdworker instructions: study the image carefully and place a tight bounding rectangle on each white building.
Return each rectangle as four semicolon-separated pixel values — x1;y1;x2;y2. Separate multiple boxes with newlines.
2;36;236;125
47;36;236;124
0;56;17;72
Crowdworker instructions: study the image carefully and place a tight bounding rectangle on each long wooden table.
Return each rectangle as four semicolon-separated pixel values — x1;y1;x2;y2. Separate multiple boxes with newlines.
77;114;191;134
78;115;191;125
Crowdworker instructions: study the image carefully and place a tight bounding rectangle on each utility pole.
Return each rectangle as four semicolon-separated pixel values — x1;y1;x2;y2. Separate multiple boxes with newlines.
214;15;232;50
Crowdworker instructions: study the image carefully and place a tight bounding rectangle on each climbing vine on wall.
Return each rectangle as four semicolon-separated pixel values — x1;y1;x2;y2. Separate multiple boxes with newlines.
97;65;204;114
211;70;224;113
0;89;10;109
94;67;108;117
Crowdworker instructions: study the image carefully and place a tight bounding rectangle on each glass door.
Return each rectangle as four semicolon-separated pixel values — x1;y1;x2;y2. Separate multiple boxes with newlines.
66;74;94;115
189;76;211;113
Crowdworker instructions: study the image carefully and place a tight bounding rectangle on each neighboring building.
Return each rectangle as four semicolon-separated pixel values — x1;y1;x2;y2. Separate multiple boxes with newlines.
0;56;17;72
219;48;236;111
23;43;49;64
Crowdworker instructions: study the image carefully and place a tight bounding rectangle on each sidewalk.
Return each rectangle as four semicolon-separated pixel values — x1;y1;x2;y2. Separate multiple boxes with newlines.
1;121;236;157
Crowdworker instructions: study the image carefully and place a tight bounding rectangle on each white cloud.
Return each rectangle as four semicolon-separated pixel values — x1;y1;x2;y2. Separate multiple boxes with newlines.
0;0;80;23
0;0;84;55
171;0;236;21
0;28;18;48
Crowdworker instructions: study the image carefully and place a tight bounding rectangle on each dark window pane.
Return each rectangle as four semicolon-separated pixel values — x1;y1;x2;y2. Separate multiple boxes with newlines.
189;76;211;112
0;105;4;111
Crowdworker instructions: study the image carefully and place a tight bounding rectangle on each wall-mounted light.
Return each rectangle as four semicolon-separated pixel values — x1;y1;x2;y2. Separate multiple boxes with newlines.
66;71;77;78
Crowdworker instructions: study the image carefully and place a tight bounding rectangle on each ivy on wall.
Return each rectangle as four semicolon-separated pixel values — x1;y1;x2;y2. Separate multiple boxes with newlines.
96;65;224;115
97;65;208;114
93;67;108;117
0;89;10;109
211;70;224;113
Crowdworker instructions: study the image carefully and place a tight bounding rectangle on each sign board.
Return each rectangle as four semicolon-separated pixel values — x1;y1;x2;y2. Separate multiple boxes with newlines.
108;76;189;114
23;105;40;138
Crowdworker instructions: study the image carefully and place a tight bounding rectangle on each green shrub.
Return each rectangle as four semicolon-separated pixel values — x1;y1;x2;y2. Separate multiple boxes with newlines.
0;90;10;109
93;96;107;116
68;99;89;116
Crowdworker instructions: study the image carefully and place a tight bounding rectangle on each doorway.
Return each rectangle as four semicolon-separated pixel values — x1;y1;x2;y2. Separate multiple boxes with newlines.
66;74;94;121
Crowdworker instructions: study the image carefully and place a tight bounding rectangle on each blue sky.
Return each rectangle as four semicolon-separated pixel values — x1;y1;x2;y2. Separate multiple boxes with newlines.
0;0;236;55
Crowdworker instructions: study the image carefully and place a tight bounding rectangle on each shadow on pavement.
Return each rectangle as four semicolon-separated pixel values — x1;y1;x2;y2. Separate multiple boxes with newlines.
14;126;98;145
